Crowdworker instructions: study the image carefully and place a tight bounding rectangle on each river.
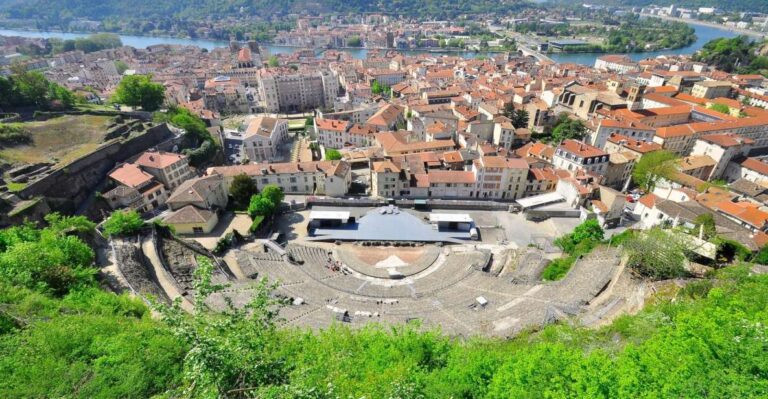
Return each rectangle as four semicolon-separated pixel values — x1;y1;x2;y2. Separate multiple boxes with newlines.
0;22;741;66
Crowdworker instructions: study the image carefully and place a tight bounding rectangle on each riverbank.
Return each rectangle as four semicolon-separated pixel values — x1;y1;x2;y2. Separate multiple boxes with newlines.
640;13;767;39
0;21;743;66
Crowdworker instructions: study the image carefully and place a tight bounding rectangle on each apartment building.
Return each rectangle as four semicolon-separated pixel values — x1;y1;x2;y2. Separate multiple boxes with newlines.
231;116;290;163
315;118;351;149
207;160;351;197
105;163;169;213
472;156;528;200
690;134;754;180
587;119;655;149
133;151;195;190
553;139;609;175
257;68;339;113
691;80;733;99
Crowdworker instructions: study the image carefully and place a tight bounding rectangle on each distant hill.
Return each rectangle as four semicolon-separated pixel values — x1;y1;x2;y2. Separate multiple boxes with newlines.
0;0;531;23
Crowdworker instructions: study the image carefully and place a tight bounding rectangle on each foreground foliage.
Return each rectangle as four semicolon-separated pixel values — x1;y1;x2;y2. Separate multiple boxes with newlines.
2;221;768;398
103;209;145;237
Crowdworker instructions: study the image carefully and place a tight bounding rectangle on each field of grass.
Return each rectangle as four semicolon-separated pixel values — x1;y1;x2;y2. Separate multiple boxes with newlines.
0;115;114;165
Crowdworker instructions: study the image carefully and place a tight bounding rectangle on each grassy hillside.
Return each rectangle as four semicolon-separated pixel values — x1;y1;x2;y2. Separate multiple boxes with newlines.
2;217;768;398
0;115;114;165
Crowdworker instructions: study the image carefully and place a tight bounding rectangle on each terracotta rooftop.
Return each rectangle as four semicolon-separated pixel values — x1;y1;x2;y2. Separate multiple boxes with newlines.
558;139;607;158
109;163;154;188
134;151;185;170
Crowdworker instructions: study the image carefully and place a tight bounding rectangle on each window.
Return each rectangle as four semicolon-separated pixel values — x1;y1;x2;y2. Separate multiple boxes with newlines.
193;227;204;234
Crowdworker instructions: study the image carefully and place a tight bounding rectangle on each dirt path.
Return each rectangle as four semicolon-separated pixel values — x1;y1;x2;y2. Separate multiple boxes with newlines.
141;235;195;312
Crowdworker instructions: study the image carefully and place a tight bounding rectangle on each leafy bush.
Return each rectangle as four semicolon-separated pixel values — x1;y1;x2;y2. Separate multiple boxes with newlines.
113;74;165;111
0;123;31;148
631;150;678;191
555;219;603;254
624;228;688;279
325;148;342;160
0;214;96;296
229;173;258;210
541;256;575;281
247;185;284;219
715;238;752;264
752;245;768;265
103;210;145;237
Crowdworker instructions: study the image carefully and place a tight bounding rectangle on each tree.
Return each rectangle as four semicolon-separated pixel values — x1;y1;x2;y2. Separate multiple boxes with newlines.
693;213;717;240
10;65;50;107
624;228;688;279
267;56;279;68
247;185;284;219
158;106;219;166
229;173;258;209
550;114;586;144
325;148;342;160
631;150;678;192
511;109;529;129
114;60;129;75
260;185;285;207
156;257;285;397
347;35;362;47
103;210;145;237
113;74;165;111
371;80;390;96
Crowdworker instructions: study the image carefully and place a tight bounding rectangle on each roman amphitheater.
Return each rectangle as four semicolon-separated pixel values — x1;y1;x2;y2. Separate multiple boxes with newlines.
107;206;646;337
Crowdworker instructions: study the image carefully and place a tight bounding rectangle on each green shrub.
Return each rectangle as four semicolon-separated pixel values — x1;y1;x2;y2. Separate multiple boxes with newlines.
752;245;768;265
541;256;575;281
103;210;145;237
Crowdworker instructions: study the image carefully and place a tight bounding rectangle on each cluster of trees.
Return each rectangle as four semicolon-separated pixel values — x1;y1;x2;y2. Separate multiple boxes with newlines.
631;150;678;191
324;148;342;160
502;103;530;129
113;74;165;111
604;15;696;53
4;0;531;25
543;219;604;280
548;113;587;144
3;212;768;397
155;106;219;166
346;35;362;47
0;214;96;296
13;33;122;57
103;210;145;237
370;80;391;96
228;173;259;210
694;36;768;77
515;15;696;53
708;102;732;115
55;33;122;54
247;184;285;219
0;66;76;110
439;38;466;49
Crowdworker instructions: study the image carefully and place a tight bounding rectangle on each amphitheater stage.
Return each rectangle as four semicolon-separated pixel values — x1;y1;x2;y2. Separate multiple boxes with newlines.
307;207;472;243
